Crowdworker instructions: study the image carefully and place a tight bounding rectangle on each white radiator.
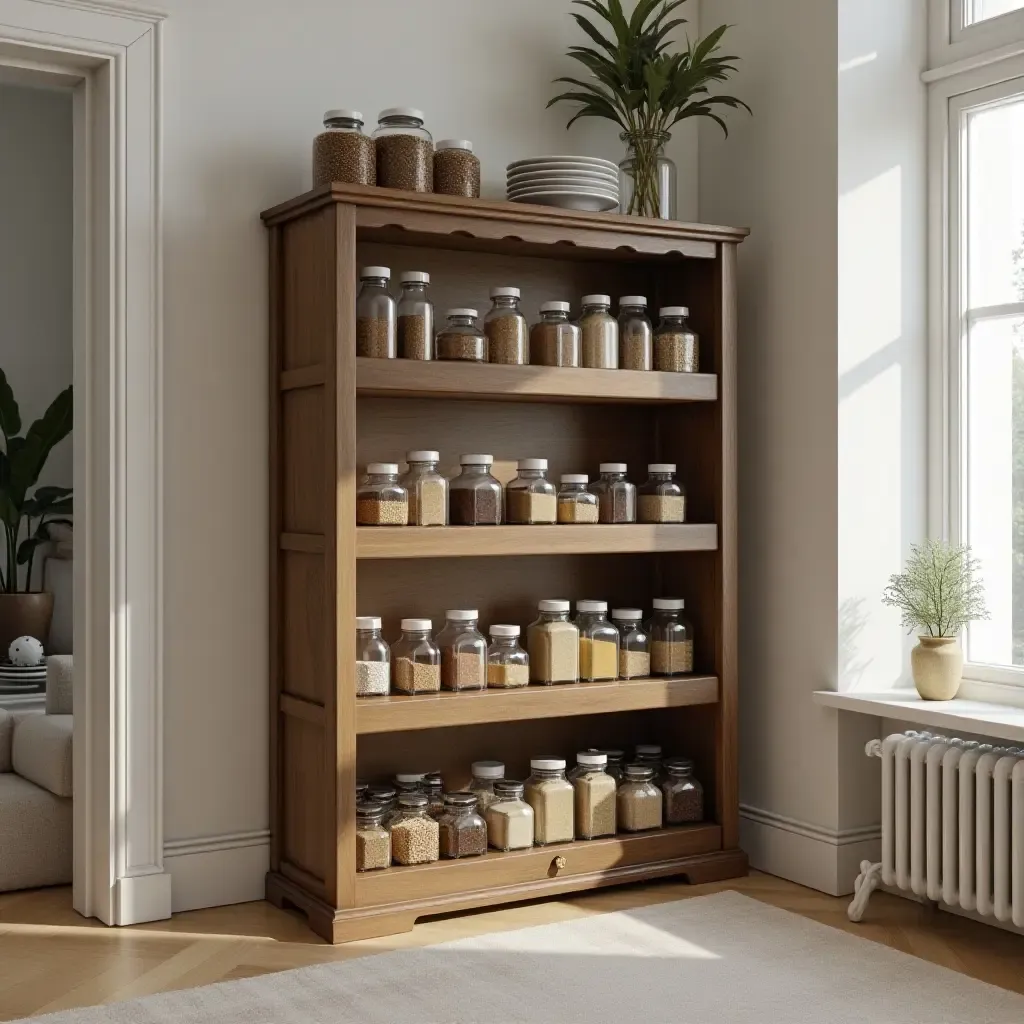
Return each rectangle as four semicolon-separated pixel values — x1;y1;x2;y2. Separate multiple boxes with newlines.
848;730;1024;925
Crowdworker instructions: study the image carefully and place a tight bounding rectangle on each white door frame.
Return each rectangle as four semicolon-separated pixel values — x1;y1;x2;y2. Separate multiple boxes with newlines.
0;0;166;925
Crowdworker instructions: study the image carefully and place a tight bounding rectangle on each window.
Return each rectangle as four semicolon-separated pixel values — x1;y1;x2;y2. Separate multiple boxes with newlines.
931;4;1024;682
931;0;1024;65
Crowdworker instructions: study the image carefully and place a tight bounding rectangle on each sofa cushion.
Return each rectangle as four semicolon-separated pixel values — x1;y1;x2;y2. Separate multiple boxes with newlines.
0;708;11;772
46;655;73;715
12;713;72;797
0;773;72;891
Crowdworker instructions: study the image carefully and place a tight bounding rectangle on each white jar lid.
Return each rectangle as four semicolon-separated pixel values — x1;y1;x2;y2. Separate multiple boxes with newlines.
581;294;610;306
400;270;430;284
611;608;643;620
619;295;647;306
577;751;608;767
652;598;685;610
378;106;425;121
660;305;689;317
401;617;432;631
395;772;425;783
366;462;398;475
360;265;390;279
447;307;478;318
600;462;627;473
324;108;363;122
561;473;588;484
436;138;473;152
406;450;439;462
355;616;382;630
518;458;548;471
445;609;479;621
472;760;505;779
489;624;520;638
540;300;571;313
531;757;566;771
636;744;662;756
538;598;570;612
576;600;607;613
648;463;676;474
490;286;520;298
460;453;493;465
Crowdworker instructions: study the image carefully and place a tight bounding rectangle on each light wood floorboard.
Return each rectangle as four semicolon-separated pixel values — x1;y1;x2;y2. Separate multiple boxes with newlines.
1;873;1022;1019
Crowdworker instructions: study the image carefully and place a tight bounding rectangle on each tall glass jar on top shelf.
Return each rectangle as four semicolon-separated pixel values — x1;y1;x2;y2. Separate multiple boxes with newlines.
619;129;676;220
397;271;433;360
373;107;433;192
356;266;396;358
312;109;375;187
400;450;447;526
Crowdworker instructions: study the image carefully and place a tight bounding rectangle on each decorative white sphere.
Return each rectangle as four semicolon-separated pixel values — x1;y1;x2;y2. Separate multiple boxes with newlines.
9;636;44;667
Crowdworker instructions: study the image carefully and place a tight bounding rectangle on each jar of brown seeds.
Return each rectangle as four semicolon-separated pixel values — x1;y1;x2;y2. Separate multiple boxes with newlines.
437;308;487;362
433;139;480;198
312;109;375;188
484;287;528;364
373;107;433;192
654;306;699;373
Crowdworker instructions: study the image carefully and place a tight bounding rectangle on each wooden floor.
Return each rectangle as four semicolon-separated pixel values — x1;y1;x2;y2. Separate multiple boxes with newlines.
1;873;1023;1020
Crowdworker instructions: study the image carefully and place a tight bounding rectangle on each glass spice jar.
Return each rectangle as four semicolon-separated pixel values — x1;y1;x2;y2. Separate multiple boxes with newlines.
356;464;408;526
449;454;503;525
391;618;441;694
485;287;529;365
486;625;530;689
527;599;579;684
356;266;396;358
579;294;618;369
572;751;617;839
436;609;487;692
389;793;440;865
423;771;445;818
397;271;434;360
650;598;694;676
530;301;581;367
355;616;390;696
436;308;487;362
618;295;653;371
433;139;480;197
312;109;375;187
654;306;699;373
525;757;575;845
468;760;505;811
611;608;650;679
373;107;433;192
634;743;664;786
557;475;599;524
576;600;619;682
355;779;369;800
567;749;603;782
505;458;557;524
400;450;447;526
392;772;426;808
601;749;625;784
590;463;636;524
368;784;398;826
662;757;704;824
637;463;686;523
617;764;663;832
355;802;391;871
485;779;535;851
437;792;488;858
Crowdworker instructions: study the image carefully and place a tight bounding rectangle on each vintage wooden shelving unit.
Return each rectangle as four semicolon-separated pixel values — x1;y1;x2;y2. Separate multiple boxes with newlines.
261;182;747;942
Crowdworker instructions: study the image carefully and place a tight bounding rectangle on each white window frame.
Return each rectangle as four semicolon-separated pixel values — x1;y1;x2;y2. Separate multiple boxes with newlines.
929;2;1024;688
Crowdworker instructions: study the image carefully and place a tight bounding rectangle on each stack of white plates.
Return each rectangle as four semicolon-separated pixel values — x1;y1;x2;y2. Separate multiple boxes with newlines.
507;156;620;212
0;660;46;694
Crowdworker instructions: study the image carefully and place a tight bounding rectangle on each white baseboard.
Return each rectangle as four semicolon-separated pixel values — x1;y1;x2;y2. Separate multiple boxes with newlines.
740;805;881;897
163;830;269;913
115;871;172;924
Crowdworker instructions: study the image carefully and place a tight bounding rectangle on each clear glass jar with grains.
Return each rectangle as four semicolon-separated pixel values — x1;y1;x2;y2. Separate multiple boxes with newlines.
433;139;480;197
449;454;502;525
485;287;529;365
530;301;581;367
485;780;535;851
313;109;375;187
525;757;575;845
400;450;447;526
637;463;685;523
617;764;663;831
654;306;699;372
436;308;487;362
373;107;432;192
590;463;635;523
505;458;557;524
634;743;664;786
389;793;439;865
468;760;505;811
577;600;619;682
572;751;617;839
601;749;625;784
662;757;703;824
391;618;441;693
618;296;652;371
612;608;650;679
436;609;487;692
437;792;488;858
487;625;529;688
527;599;579;684
579;294;618;369
557;475;599;524
650;598;693;676
355;616;390;696
397;271;433;360
355;802;391;871
356;266;396;358
356;464;408;526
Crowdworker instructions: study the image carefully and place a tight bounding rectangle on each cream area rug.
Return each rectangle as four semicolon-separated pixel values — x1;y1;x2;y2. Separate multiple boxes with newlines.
23;892;1024;1023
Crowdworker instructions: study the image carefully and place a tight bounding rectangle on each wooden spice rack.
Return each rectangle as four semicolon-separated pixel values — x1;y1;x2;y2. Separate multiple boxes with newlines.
262;182;747;943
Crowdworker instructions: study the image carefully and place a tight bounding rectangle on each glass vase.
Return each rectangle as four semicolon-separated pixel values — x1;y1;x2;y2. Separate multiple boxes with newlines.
619;130;677;220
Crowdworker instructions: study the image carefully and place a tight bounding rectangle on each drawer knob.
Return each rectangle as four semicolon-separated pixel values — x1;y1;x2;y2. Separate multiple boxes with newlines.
553;855;567;872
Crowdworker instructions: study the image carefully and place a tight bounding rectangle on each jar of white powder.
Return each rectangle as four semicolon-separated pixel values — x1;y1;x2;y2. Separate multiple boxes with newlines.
355;616;390;696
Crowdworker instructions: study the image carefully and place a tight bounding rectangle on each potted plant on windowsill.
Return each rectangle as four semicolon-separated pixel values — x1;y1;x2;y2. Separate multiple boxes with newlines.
0;369;73;654
882;539;988;701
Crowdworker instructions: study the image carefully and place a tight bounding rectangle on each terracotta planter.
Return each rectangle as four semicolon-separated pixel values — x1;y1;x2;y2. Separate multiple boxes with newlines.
0;592;54;657
910;635;963;701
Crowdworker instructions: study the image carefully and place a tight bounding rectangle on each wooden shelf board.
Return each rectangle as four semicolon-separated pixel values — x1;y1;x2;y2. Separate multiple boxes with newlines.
357;523;718;560
356;675;718;734
355;357;717;405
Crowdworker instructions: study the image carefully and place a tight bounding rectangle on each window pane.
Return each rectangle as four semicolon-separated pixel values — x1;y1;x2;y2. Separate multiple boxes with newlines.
966;93;1024;308
968;0;1024;24
965;317;1024;667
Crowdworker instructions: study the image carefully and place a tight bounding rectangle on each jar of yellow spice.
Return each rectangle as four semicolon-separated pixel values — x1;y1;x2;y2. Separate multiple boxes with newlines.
576;600;619;682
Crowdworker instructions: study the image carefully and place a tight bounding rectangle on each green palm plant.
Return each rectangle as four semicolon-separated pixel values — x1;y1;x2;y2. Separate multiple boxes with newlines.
0;370;72;593
548;0;749;218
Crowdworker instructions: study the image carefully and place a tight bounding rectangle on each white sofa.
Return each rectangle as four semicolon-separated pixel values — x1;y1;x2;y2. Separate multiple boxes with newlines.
0;707;73;891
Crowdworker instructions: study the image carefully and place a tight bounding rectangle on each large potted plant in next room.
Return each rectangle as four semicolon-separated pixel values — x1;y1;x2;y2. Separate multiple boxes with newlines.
548;0;749;219
0;370;73;654
882;539;988;701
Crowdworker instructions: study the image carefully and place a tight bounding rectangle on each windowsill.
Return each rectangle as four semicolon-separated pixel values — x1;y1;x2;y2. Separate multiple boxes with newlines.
813;688;1024;744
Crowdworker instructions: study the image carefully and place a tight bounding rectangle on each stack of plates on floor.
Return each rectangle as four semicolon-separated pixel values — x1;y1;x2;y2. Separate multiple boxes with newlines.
0;660;46;694
507;156;620;212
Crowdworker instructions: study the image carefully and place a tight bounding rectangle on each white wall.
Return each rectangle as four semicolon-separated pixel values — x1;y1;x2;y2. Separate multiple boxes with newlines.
155;0;702;909
0;82;73;515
